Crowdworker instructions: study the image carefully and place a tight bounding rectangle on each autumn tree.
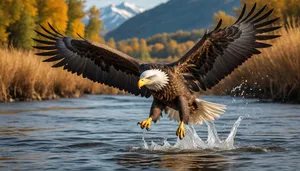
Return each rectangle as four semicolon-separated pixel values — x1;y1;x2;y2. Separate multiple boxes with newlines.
130;38;140;57
166;39;178;57
140;39;151;61
106;38;116;49
237;0;300;26
0;0;20;45
152;43;164;53
36;0;68;32
66;0;86;38
117;41;128;53
85;6;104;43
7;0;38;49
185;41;195;50
274;0;300;25
214;11;236;27
238;0;281;18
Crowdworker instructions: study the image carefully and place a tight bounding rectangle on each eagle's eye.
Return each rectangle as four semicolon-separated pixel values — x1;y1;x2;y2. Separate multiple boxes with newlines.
146;75;155;79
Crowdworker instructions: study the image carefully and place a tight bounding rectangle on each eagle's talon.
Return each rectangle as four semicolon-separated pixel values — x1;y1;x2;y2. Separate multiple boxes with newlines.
176;121;185;140
138;117;152;130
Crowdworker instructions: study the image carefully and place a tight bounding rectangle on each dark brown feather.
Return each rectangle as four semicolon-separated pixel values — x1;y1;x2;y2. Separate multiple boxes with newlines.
32;46;57;50
168;3;281;91
33;24;151;98
43;55;63;62
32;38;55;45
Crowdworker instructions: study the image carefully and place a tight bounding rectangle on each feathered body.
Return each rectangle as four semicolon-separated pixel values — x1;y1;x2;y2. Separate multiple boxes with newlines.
138;58;226;125
33;3;280;139
144;67;197;121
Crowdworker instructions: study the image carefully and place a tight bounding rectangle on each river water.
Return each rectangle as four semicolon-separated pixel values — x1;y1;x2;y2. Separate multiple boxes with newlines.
0;95;299;171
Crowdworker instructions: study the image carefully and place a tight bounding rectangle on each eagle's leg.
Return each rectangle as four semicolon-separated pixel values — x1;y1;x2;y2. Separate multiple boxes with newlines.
138;117;152;130
138;99;164;131
176;96;190;140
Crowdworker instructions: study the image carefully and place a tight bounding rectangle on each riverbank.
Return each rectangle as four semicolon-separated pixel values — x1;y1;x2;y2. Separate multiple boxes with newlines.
210;25;300;103
0;48;123;102
0;26;299;103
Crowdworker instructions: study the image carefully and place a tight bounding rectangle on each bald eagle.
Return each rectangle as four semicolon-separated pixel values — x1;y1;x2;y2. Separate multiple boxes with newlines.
33;4;280;140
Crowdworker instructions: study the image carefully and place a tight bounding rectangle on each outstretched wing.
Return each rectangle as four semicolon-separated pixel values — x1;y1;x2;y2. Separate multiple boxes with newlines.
33;24;151;97
168;3;281;91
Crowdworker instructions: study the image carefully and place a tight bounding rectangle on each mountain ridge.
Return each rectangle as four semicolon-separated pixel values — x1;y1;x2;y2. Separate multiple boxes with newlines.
106;0;241;41
83;2;145;33
100;2;145;33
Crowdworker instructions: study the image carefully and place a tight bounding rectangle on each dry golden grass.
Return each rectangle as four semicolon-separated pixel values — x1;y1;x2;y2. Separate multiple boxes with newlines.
0;25;299;102
211;25;300;102
0;48;122;102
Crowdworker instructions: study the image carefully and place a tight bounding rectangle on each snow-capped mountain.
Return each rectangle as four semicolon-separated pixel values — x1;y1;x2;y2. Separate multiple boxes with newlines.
100;2;145;33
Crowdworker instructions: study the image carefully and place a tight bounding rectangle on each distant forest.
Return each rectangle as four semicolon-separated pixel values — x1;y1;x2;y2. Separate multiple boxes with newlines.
0;0;300;102
0;0;299;61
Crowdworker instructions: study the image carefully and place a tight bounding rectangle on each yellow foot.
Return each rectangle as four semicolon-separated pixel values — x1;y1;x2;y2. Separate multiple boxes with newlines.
137;117;152;131
176;121;185;140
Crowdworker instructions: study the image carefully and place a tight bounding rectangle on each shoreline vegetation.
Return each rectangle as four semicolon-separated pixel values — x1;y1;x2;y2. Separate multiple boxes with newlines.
210;25;300;103
1;0;300;103
0;48;125;102
0;26;299;103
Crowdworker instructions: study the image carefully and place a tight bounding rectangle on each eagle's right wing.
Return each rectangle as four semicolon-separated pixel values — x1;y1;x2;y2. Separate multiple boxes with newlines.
168;3;281;91
33;24;151;97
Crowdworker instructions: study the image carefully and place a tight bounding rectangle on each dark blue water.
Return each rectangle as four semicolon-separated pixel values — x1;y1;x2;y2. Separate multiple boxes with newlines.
0;95;300;170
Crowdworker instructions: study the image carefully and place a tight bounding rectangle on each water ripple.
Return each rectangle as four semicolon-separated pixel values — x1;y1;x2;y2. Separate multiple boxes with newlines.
0;95;299;171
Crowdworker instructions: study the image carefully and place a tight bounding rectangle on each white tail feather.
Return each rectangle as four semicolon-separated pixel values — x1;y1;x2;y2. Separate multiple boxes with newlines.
166;98;226;124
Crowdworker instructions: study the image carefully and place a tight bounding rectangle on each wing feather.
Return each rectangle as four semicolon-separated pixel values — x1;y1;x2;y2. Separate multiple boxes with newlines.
33;24;151;97
168;4;281;91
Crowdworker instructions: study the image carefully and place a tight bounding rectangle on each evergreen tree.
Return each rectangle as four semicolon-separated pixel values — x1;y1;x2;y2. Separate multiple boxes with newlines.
85;6;104;43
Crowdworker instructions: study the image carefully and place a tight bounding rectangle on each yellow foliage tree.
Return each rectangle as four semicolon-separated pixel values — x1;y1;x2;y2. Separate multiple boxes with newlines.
131;38;140;57
239;0;281;17
0;0;18;44
214;11;236;27
140;39;151;61
0;0;37;46
7;0;38;49
238;0;300;25
167;39;178;56
106;38;116;49
66;0;86;38
153;43;165;53
85;6;105;43
70;20;85;38
185;41;195;50
36;0;68;33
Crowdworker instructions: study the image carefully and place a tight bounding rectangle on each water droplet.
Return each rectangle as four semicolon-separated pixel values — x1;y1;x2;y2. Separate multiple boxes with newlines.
140;117;243;151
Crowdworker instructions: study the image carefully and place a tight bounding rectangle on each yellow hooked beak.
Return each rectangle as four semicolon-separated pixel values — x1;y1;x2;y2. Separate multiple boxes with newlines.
138;78;151;89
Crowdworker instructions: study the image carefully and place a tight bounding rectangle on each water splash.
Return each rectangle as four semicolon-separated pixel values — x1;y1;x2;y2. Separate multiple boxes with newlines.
140;116;243;152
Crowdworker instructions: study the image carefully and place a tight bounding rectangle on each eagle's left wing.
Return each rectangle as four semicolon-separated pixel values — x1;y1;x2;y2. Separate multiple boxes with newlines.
32;24;151;97
168;3;281;91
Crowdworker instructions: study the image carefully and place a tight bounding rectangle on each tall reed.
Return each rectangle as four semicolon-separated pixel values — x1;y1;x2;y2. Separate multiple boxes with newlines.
0;24;299;102
211;25;300;102
0;48;121;102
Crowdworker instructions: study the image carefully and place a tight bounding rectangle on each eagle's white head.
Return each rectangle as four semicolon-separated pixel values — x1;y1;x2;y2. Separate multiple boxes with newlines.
138;69;169;91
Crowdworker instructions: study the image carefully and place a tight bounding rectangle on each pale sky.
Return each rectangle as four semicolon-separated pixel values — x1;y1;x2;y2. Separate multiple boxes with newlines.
85;0;169;9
